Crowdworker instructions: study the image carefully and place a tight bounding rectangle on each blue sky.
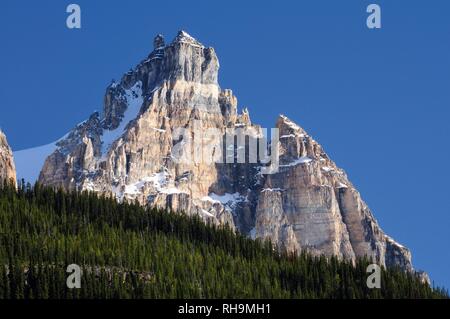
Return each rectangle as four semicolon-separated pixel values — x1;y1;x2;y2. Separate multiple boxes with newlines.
1;0;449;289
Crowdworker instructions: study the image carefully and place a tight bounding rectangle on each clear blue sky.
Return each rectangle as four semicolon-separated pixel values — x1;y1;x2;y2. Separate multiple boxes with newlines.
1;0;449;289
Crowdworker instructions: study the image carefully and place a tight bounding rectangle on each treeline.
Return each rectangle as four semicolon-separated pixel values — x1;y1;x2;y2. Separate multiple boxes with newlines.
0;180;447;299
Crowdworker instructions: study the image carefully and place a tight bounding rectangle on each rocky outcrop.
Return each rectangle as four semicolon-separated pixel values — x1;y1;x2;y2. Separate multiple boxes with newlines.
37;31;414;272
0;130;16;185
253;115;412;270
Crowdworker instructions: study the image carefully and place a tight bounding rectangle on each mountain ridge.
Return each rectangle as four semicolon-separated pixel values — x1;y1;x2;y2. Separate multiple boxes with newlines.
12;31;425;279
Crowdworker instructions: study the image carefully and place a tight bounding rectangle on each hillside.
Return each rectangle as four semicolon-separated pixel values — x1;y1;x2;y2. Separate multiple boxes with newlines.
0;180;446;299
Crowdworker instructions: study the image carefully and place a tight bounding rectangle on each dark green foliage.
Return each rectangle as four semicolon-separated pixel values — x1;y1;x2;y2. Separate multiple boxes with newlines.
0;180;447;299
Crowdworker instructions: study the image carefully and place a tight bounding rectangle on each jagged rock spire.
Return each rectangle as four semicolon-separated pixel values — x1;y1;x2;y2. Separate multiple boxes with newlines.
172;30;204;47
153;34;165;50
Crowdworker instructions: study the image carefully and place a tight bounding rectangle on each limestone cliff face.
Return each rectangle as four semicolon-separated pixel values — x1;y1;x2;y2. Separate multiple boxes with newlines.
253;116;412;270
0;131;16;185
38;31;413;272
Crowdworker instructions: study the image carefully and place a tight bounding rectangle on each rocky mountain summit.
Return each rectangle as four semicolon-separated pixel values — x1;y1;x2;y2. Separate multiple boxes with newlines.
35;31;415;272
0;130;16;185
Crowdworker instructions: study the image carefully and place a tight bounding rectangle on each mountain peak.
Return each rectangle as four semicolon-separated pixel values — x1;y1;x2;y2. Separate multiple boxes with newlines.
172;30;204;48
277;114;309;137
153;34;165;50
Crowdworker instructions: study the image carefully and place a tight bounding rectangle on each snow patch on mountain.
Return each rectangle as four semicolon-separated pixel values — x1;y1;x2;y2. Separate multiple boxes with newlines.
114;170;187;201
101;81;143;156
280;156;313;167
14;131;70;184
203;192;248;212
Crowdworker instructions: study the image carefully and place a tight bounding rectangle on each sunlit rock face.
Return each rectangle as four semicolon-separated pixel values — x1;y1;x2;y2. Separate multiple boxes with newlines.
38;31;413;272
0;130;16;185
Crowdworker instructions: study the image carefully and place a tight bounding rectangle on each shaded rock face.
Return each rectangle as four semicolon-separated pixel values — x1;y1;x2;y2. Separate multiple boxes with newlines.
38;31;413;272
0;131;16;185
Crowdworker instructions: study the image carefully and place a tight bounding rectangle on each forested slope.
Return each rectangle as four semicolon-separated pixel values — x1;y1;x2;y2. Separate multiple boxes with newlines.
0;181;446;299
